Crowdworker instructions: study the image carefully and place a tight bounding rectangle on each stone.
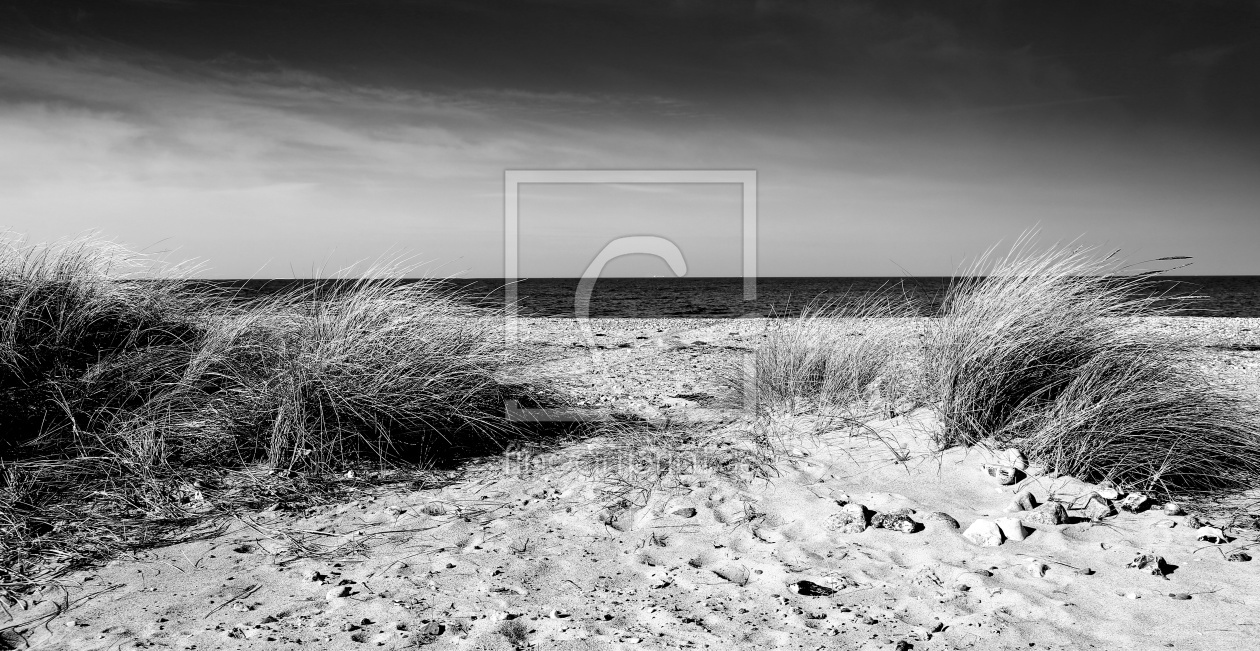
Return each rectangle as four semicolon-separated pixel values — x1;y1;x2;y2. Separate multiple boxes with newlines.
871;512;918;534
1026;560;1048;577
790;580;836;597
1127;553;1168;579
1096;482;1120;500
672;507;697;518
1196;527;1229;544
924;512;960;529
1163;502;1185;516
1082;493;1115;521
1153;520;1176;528
1023;501;1068;526
1119;493;1151;513
326;586;351;601
825;503;869;534
1226;550;1252;562
1004;448;1029;471
995;517;1029;542
1184;515;1204;529
962;519;1004;547
985;464;1018;485
1005;491;1038;513
422;502;448;516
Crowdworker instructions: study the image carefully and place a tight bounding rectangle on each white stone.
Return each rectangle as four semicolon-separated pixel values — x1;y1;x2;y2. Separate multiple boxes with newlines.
962;519;1004;547
995;517;1029;542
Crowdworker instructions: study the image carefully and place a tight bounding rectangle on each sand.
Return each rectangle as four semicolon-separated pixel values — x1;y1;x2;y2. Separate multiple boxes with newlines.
4;317;1259;650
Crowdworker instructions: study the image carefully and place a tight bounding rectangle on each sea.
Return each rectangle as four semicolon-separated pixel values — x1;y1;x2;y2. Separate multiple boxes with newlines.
210;276;1260;318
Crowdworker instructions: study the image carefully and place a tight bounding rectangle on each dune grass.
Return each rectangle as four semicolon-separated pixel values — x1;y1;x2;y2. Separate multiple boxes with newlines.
0;234;548;586
720;294;921;417
923;237;1260;494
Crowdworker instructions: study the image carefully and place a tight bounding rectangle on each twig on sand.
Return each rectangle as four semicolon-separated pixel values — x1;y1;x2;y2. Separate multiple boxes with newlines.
204;584;260;619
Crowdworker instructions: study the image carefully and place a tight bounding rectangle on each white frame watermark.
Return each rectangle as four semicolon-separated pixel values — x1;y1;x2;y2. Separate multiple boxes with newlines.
502;169;758;421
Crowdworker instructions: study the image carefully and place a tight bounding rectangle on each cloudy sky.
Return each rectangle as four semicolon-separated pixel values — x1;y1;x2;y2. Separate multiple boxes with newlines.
2;0;1258;277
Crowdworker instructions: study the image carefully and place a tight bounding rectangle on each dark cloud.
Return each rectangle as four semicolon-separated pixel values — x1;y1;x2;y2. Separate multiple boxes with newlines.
3;0;1258;132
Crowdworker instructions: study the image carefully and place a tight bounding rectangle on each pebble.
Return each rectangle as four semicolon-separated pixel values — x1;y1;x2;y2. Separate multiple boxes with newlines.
1026;560;1048;577
1169;593;1192;600
1153;520;1176;528
1076;567;1095;575
871;512;918;534
825;503;869;534
1127;553;1168;579
1226;550;1252;562
985;464;1018;485
1023;501;1068;526
304;570;326;582
790;580;836;597
326;586;351;600
1119;493;1151;513
1163;502;1185;516
1004;448;1029;471
995;517;1029;542
1082;493;1115;521
1096;482;1120;500
1185;515;1204;529
924;512;960;529
672;507;697;518
1005;491;1038;513
422;502;448;516
962;519;1004;547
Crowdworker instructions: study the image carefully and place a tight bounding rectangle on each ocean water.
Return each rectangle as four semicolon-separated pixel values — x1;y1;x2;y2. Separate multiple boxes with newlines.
215;276;1260;318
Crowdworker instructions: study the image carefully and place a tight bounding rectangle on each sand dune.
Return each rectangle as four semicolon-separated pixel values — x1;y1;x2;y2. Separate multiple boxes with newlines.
6;317;1259;650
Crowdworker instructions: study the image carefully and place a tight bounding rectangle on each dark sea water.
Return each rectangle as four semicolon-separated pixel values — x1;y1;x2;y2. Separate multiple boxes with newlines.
212;276;1260;318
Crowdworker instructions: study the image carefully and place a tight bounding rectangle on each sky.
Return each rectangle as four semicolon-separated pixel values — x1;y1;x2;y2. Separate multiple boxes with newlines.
1;0;1258;278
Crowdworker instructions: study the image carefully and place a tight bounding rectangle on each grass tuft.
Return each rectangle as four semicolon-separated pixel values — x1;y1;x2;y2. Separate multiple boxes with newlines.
923;235;1260;493
0;234;548;588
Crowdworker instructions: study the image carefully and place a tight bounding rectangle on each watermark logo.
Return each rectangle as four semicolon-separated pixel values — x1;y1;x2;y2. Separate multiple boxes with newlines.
503;170;758;421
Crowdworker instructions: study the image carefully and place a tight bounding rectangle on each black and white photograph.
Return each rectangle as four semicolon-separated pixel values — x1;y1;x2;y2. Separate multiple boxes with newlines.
1;1;1259;649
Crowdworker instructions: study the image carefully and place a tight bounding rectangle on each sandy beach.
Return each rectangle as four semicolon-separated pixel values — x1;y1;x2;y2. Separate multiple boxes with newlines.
4;316;1258;651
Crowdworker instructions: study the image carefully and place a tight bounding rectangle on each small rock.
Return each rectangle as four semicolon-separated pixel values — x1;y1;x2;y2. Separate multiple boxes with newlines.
1004;448;1029;471
1023;501;1068;526
1169;592;1192;600
962;519;1004;547
1119;493;1151;513
1127;553;1168;579
1026;560;1048;577
326;586;352;600
422;502;448;516
340;623;359;632
995;517;1029;542
304;570;327;582
1096;482;1120;500
1196;527;1230;544
344;470;356;479
861;615;878;625
871;512;918;534
421;622;444;636
894;641;912;651
1082;493;1115;521
672;507;697;518
549;609;569;619
1163;502;1185;516
1184;515;1204;529
790;580;836;597
1153;520;1176;528
924;512;960;529
984;464;1018;485
1005;491;1038;513
1226;550;1252;562
825;503;869;534
1076;567;1094;575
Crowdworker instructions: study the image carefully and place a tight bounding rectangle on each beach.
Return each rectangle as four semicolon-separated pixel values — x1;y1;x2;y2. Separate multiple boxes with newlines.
7;316;1259;651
